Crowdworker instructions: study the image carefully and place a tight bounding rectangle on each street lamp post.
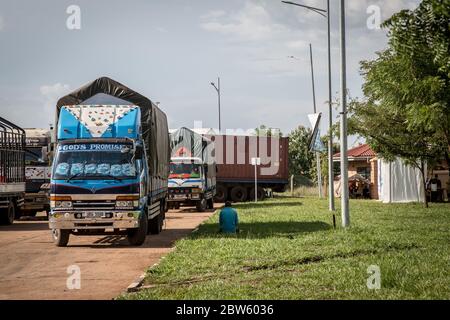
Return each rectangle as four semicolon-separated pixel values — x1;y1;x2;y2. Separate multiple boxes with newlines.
339;0;350;227
210;77;221;133
282;0;334;210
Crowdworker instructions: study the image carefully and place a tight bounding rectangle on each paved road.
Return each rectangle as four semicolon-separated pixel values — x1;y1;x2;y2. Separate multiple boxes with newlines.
0;206;217;300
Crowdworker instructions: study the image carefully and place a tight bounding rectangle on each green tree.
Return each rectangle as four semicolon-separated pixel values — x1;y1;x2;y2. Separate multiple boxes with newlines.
348;0;450;207
288;125;314;179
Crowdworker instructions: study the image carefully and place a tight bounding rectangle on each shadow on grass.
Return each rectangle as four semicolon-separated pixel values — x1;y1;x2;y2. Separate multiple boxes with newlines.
192;220;331;239
233;200;303;210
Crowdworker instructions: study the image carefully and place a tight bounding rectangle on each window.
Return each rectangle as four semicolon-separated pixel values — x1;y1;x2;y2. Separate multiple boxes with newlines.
357;166;371;180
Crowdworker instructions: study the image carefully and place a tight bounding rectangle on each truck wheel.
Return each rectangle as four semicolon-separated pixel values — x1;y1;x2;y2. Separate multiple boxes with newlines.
148;213;163;234
214;185;228;203
0;202;15;225
196;199;207;212
207;198;214;210
250;187;265;201
230;186;248;202
127;211;148;246
52;229;70;247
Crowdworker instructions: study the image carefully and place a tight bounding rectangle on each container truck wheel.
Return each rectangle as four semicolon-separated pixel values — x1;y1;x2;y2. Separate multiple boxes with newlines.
196;199;207;212
214;185;227;203
0;202;15;225
127;211;148;246
250;187;265;201
52;229;70;247
230;186;248;202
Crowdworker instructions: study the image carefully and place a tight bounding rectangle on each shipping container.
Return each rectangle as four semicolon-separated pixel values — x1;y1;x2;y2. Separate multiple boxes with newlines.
206;134;289;202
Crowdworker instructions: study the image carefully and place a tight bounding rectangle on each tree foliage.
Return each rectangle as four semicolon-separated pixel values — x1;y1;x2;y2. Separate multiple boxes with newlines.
288;125;314;179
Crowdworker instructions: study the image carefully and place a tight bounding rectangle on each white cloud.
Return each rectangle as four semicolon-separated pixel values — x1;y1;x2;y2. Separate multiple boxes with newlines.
40;83;71;118
201;1;289;42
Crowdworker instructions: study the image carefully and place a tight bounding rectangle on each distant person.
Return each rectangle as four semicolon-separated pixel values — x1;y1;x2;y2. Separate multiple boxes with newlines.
219;201;239;234
429;174;442;202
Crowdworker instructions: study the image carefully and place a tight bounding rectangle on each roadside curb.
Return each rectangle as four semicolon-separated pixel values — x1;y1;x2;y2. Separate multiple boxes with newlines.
126;272;147;292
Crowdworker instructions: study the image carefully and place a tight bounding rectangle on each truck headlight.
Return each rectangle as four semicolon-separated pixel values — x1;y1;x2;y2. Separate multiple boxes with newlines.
55;201;72;208
116;200;134;208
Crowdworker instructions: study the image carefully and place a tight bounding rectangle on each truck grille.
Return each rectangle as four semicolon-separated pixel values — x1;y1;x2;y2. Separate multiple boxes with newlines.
72;200;115;210
169;188;191;194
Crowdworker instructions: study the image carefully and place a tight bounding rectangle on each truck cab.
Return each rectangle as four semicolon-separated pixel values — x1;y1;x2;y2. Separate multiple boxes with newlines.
169;157;213;211
22;128;51;217
168;127;216;211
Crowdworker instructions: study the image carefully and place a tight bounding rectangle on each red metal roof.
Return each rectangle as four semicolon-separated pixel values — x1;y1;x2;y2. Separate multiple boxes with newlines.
333;143;376;159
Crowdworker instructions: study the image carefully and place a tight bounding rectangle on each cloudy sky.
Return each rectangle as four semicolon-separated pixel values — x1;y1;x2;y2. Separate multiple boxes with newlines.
0;0;419;144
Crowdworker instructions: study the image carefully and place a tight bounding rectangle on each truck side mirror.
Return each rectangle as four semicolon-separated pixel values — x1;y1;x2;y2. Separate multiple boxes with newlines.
41;146;49;162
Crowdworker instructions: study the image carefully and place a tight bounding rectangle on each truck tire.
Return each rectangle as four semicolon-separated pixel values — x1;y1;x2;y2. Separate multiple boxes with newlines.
52;229;70;247
196;198;207;212
214;185;228;203
148;214;163;234
127;211;148;246
0;201;15;225
230;186;248;202
207;198;214;210
249;187;265;201
149;201;163;234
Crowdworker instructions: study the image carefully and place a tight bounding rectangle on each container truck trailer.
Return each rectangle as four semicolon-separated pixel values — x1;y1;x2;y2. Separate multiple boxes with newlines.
168;127;216;211
207;134;289;202
48;77;170;246
0;117;25;224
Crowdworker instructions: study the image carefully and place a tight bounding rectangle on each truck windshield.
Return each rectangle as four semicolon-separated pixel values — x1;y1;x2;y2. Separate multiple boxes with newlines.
169;163;201;178
53;143;137;180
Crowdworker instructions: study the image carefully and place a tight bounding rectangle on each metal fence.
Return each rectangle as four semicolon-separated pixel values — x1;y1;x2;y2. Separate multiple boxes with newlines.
0;117;25;183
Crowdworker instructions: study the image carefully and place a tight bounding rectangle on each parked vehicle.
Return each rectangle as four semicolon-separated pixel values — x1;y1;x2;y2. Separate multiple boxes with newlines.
48;77;170;246
21;128;52;216
168;127;216;211
206;134;289;202
0;117;25;224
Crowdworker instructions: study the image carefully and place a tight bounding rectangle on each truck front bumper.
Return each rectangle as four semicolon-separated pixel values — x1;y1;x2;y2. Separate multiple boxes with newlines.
168;193;201;201
48;210;141;230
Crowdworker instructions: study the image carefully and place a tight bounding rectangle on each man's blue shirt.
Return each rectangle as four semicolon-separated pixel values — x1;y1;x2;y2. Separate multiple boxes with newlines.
219;207;238;233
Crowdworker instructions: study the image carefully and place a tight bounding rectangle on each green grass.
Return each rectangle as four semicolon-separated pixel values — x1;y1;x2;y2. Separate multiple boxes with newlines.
120;197;450;300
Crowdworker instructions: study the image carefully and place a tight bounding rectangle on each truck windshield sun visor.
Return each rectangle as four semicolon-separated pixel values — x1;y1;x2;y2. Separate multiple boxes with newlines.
53;142;137;180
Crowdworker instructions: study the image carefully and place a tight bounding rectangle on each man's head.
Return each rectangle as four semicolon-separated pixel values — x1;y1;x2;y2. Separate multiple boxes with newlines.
225;201;232;207
435;174;439;178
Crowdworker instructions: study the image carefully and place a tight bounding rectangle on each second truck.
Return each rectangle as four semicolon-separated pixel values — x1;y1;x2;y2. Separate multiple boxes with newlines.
168;127;216;211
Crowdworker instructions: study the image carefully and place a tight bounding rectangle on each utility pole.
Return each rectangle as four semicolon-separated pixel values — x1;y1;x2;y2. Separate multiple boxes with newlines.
327;0;335;211
309;44;322;199
339;0;350;227
282;0;332;205
210;77;221;133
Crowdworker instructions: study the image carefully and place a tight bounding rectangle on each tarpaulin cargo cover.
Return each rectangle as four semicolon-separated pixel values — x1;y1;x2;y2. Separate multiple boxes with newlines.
55;76;169;179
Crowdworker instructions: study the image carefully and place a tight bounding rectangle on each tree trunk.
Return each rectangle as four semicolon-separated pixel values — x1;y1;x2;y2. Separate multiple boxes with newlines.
419;161;428;208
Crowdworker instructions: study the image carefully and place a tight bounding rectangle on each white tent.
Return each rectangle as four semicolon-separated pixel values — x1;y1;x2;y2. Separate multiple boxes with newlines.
378;158;425;203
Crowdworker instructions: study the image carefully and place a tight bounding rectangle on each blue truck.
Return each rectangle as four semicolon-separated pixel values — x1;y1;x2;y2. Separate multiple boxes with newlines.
48;77;170;246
